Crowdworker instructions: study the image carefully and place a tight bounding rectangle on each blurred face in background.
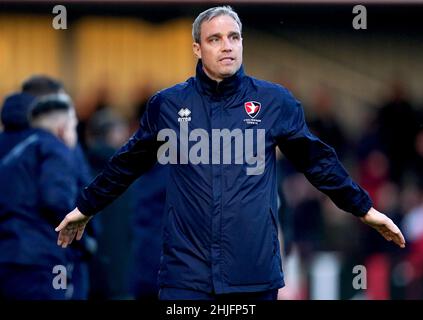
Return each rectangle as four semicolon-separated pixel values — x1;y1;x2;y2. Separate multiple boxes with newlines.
193;14;243;82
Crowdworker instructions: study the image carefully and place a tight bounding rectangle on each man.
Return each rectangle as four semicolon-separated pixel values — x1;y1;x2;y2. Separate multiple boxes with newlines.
22;75;97;299
56;6;405;300
0;94;78;299
0;76;96;299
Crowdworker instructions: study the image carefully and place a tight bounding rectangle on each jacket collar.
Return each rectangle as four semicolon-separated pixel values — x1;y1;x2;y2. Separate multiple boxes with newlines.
195;60;245;98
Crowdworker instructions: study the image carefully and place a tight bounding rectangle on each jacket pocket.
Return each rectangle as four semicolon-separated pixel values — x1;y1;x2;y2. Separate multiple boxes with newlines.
222;206;276;286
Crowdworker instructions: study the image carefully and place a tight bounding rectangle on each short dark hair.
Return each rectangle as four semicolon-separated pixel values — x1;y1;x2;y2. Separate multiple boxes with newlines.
22;75;64;96
30;93;72;120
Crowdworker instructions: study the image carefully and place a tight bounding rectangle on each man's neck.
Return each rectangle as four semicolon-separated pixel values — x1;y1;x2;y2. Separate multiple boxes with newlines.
202;66;223;83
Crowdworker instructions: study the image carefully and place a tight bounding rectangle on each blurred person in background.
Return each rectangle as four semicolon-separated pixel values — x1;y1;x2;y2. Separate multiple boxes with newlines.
0;94;78;299
127;163;169;300
84;107;132;299
399;125;423;299
0;76;96;299
56;6;406;300
308;85;349;161
401;182;423;299
21;76;98;300
83;91;169;300
130;83;155;133
375;80;420;185
127;89;169;300
76;84;115;151
353;82;422;299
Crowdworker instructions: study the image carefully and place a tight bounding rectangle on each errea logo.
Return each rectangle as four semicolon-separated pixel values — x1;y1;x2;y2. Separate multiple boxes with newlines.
178;108;191;122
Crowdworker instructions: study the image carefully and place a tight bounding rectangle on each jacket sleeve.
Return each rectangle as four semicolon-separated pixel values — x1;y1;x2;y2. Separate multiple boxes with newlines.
274;88;373;217
76;93;163;216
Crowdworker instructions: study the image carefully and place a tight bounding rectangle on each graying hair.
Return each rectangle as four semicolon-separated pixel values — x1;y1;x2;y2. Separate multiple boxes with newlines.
192;6;242;43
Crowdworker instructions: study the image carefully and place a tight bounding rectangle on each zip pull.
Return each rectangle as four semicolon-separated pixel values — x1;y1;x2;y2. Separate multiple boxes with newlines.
215;82;220;95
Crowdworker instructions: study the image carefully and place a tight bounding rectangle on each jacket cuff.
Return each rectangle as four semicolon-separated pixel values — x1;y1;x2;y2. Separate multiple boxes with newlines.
76;191;98;217
351;195;373;217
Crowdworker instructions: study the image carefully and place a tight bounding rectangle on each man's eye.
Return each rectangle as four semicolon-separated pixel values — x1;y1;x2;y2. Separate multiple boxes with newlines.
210;38;219;43
231;35;240;40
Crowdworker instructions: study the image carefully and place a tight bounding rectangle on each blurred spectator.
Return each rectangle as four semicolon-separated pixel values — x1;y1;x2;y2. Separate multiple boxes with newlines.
84;107;132;299
86;108;129;171
279;169;326;300
0;94;78;299
77;84;115;150
401;184;423;299
21;75;97;300
375;81;420;185
308;85;349;160
286;174;325;258
126;90;169;300
356;142;404;299
130;83;155;133
127;163;169;300
408;127;423;186
358;150;390;209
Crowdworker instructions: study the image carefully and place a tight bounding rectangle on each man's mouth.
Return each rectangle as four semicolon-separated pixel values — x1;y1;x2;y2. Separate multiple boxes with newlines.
219;57;235;64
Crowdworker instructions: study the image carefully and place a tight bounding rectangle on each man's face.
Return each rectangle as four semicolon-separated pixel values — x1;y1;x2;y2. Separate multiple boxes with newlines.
193;15;243;82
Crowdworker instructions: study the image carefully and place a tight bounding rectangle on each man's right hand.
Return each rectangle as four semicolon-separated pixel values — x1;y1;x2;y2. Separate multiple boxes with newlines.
55;207;91;248
360;207;406;248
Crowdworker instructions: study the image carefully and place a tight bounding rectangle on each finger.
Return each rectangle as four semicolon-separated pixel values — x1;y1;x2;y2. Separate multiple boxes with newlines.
386;221;406;248
376;227;392;241
60;227;76;248
58;229;72;247
59;231;69;248
382;232;392;241
66;228;77;246
76;226;85;241
57;230;65;246
60;230;71;248
382;230;393;241
55;217;69;232
392;230;406;248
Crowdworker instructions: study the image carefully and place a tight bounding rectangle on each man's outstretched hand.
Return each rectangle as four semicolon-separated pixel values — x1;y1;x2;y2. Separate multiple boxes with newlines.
55;208;91;248
360;207;406;248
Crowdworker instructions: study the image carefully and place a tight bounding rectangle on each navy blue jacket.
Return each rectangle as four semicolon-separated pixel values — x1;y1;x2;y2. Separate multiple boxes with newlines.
0;92;96;269
0;128;78;266
77;61;373;294
0;92;34;131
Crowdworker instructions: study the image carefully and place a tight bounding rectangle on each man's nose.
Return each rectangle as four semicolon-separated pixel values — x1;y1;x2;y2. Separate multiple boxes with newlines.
221;36;232;52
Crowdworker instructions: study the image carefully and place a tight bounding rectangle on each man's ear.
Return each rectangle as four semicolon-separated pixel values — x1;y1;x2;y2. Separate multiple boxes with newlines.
56;122;66;142
193;42;201;59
